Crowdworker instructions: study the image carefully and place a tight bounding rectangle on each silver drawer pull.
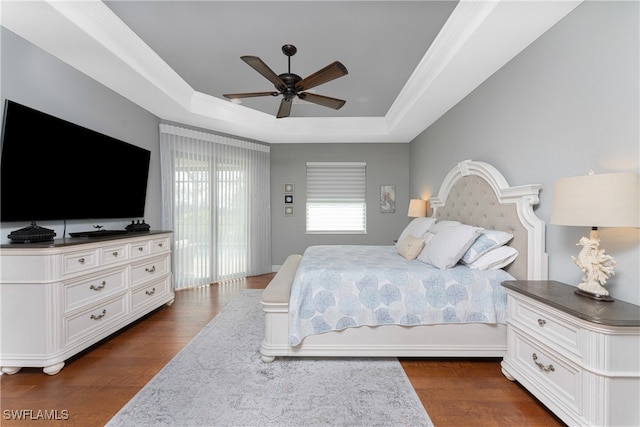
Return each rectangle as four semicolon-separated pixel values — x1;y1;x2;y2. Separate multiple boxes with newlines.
532;353;554;372
145;266;156;273
90;281;106;291
78;258;85;264
145;287;156;296
537;318;546;326
90;309;107;320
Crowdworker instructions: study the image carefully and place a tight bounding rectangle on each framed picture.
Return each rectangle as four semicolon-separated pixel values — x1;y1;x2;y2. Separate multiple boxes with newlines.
284;205;294;216
284;194;294;204
380;185;396;213
284;183;294;193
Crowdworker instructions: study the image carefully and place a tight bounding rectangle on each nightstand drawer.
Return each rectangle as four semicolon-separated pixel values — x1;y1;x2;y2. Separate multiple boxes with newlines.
510;328;582;415
508;294;582;358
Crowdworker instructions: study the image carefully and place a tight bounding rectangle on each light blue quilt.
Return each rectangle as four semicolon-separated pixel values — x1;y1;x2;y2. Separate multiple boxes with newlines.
288;245;514;346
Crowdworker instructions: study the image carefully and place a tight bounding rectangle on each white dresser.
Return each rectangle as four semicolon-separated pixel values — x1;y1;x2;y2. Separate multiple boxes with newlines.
501;280;640;427
0;231;174;375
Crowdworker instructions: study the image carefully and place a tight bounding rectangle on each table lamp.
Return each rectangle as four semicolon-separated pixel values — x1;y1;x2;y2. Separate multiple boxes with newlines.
550;171;639;301
408;199;428;218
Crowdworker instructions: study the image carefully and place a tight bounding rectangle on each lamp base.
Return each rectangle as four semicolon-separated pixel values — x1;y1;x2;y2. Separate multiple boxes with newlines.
574;288;614;302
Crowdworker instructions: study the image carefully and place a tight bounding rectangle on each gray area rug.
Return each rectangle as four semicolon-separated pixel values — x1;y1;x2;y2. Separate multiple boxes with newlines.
107;289;433;427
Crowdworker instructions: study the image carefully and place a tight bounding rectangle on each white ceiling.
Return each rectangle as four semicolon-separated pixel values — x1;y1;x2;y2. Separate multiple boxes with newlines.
1;0;582;144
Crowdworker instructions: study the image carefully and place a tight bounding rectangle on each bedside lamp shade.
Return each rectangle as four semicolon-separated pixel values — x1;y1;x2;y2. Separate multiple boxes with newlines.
550;172;639;228
408;199;428;218
550;171;639;301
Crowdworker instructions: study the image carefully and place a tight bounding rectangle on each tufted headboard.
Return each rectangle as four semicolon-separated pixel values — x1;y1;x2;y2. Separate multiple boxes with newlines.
429;160;548;280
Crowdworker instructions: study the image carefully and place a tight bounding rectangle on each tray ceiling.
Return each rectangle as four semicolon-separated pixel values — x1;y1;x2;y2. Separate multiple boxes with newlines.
1;1;582;143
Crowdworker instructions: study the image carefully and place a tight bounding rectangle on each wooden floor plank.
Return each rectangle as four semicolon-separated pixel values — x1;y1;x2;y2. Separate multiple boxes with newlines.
0;274;564;426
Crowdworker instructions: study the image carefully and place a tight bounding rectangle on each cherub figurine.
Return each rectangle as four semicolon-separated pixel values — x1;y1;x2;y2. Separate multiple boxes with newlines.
572;235;616;297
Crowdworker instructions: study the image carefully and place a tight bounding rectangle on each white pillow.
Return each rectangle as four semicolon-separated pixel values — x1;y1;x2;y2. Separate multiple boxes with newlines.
467;246;518;270
396;235;426;260
417;224;481;269
461;229;513;265
428;220;461;233
396;217;436;247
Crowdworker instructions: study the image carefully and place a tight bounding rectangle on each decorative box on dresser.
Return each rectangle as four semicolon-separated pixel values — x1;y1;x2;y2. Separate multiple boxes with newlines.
501;280;640;427
0;231;174;375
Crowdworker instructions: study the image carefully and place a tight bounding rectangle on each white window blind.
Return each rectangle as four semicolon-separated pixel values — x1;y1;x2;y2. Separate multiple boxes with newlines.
159;124;271;289
306;162;366;234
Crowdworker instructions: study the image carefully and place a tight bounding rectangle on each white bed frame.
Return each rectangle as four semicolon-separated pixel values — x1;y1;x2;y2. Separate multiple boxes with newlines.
260;160;547;362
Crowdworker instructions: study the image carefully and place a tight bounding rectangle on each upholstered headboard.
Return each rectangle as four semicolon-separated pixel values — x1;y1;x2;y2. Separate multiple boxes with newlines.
429;160;548;280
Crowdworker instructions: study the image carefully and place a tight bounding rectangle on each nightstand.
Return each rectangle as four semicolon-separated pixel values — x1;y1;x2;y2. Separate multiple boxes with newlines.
500;280;640;427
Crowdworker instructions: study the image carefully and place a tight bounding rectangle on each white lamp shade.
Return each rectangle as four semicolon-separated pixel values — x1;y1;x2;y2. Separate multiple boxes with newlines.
550;172;639;227
408;199;428;217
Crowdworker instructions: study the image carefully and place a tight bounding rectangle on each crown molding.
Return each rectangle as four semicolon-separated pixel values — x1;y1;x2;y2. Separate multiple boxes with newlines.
1;0;582;144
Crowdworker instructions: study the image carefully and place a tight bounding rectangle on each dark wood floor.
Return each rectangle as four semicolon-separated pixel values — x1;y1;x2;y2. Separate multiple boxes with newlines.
1;274;564;427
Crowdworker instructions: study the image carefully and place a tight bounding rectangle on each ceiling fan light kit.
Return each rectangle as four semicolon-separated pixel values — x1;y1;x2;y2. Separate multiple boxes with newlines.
223;44;348;118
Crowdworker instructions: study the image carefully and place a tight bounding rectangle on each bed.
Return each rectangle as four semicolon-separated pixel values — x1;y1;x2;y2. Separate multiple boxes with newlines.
260;159;547;362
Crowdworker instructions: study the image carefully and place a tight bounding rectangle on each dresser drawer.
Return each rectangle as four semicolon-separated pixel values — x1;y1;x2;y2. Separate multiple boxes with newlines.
62;249;99;275
509;328;582;415
101;243;129;266
64;295;127;345
131;255;169;287
63;268;127;312
151;236;170;253
508;295;582;358
130;241;151;258
131;276;171;311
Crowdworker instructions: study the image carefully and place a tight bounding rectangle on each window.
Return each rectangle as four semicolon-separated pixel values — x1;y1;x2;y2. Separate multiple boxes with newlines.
306;162;366;234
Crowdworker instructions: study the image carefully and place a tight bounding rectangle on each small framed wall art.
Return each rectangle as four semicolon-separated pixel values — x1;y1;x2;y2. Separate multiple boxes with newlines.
284;183;294;193
284;194;294;204
284;205;294;216
380;184;396;213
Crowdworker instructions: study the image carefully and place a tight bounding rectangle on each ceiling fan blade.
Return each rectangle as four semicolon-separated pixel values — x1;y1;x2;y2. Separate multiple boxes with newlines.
223;91;279;99
295;61;348;92
241;56;286;91
276;98;292;118
298;93;346;110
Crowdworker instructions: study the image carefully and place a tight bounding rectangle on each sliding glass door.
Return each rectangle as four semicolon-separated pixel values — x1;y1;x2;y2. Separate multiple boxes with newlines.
160;124;270;289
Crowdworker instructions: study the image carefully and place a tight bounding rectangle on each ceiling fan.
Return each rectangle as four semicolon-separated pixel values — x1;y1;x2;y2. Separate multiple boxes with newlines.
223;44;348;118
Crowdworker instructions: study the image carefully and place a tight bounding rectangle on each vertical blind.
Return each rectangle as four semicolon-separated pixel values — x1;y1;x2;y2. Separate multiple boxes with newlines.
159;124;271;289
306;162;366;233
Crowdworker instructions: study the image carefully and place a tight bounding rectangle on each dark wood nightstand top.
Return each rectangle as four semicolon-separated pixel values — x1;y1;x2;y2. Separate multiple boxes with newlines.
502;280;640;327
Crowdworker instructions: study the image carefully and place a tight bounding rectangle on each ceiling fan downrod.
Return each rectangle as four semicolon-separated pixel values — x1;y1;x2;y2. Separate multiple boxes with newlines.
280;44;301;101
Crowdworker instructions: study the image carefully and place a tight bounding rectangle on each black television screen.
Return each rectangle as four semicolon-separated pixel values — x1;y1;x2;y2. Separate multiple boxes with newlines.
0;100;151;223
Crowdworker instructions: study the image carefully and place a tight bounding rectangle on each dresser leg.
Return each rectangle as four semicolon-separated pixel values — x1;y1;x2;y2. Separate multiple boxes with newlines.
500;362;515;381
43;362;65;375
1;366;22;375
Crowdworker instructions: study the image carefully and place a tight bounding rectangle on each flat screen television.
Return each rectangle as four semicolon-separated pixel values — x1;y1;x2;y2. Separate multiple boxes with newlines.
0;100;151;223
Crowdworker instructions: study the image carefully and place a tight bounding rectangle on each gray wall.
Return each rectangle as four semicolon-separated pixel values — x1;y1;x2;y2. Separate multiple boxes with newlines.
0;28;161;242
270;143;410;266
409;1;639;304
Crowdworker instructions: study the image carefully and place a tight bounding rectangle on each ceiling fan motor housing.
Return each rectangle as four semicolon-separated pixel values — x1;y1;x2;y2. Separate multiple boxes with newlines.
278;73;302;100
